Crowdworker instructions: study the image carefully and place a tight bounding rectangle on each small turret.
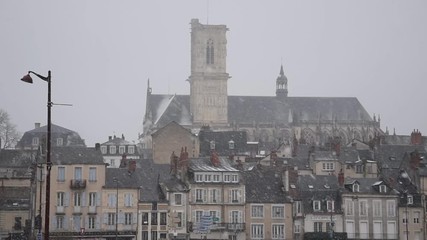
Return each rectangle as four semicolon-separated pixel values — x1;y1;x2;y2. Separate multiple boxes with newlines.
276;64;288;98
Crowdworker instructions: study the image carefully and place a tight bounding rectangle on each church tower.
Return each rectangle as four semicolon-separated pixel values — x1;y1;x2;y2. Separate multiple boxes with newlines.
188;19;229;126
276;64;288;98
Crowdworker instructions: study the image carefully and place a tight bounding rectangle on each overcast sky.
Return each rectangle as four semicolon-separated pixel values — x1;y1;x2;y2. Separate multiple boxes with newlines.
1;0;426;147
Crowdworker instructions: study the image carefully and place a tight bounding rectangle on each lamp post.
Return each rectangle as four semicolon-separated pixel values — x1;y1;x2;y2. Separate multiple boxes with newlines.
21;71;52;240
113;177;119;240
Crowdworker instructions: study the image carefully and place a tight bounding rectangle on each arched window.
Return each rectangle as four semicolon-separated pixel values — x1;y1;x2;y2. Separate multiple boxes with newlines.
206;39;214;64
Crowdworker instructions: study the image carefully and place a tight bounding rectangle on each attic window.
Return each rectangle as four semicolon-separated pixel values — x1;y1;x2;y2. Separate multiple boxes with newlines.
379;185;387;193
324;184;330;189
56;138;63;146
353;183;360;192
407;195;413;205
210;141;216;150
308;185;314;189
32;137;39;146
290;184;296;189
228;140;235;150
313;200;321;211
389;157;396;161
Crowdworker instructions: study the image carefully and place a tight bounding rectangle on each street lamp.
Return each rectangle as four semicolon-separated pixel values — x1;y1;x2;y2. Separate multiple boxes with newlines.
113;177;119;240
21;71;52;240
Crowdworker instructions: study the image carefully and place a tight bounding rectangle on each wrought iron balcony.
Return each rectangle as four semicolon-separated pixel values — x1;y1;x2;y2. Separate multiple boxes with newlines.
70;179;87;189
210;223;245;232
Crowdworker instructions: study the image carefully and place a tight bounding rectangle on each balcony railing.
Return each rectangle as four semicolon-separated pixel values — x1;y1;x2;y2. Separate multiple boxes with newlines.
210;223;245;232
70;179;86;189
88;206;97;214
56;206;65;214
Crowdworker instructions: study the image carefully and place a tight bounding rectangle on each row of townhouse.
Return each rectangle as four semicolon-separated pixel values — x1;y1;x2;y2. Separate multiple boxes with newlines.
2;123;427;240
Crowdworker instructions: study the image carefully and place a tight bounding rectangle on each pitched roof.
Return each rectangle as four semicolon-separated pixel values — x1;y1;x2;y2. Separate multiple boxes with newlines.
189;157;239;172
51;147;105;165
105;160;170;202
243;166;288;203
146;94;372;128
198;129;248;156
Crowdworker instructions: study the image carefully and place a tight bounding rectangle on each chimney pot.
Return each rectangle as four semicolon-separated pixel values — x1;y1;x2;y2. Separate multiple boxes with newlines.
35;123;41;129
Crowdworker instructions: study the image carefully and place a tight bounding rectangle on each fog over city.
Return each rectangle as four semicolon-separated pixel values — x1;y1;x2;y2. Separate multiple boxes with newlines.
0;0;426;146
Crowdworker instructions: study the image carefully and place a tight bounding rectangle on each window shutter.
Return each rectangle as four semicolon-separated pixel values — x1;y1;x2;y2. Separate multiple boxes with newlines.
96;192;101;206
132;213;137;225
64;216;69;230
85;216;89;229
229;211;232;223
64;192;70;207
130;194;133;207
119;212;125;224
52;217;57;230
203;189;207;202
103;213;108;224
192;211;196;222
238;190;242;203
95;216;100;230
229;190;232;203
238;211;243;223
82;191;86;207
218;189;222;203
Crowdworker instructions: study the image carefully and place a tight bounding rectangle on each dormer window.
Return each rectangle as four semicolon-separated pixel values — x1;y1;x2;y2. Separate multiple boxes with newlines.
110;146;116;154
56;138;63;146
100;146;107;154
119;146;125;154
353;183;360;192
379;185;387;193
407;195;413;205
210;141;215;150
327;200;334;212
128;146;135;154
228;140;235;150
32;137;39;146
313;200;321;211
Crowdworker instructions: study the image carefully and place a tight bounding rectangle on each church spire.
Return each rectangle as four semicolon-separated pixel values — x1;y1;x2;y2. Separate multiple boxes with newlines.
276;64;288;98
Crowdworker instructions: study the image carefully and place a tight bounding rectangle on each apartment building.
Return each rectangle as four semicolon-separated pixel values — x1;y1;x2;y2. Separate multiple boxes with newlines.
99;135;140;168
137;161;170;240
187;153;245;240
47;147;106;239
243;165;293;240
341;177;399;240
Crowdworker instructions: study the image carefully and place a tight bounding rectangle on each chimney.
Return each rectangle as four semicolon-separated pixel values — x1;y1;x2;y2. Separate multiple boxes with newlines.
95;143;100;151
283;168;289;192
332;136;341;156
170;152;178;176
122;134;125;140
338;169;344;187
411;129;423;145
235;159;243;171
270;150;278;166
128;160;136;173
210;150;221;167
35;123;41;129
109;136;112;141
119;154;127;168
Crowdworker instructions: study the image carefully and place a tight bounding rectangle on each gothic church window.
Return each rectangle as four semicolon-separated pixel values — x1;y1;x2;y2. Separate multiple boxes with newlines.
206;39;214;64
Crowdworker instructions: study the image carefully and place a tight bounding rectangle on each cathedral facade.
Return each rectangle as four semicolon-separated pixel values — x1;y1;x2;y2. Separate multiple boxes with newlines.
141;19;382;151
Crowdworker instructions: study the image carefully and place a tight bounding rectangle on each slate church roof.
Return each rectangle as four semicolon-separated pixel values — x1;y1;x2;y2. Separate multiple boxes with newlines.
145;94;373;129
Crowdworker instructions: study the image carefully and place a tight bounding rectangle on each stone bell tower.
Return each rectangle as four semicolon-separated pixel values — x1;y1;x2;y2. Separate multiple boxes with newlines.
188;19;229;126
